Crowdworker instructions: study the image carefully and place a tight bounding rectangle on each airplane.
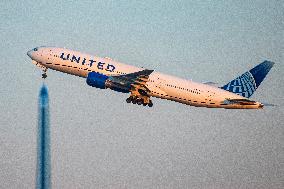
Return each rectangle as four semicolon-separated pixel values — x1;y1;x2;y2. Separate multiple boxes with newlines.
27;46;274;109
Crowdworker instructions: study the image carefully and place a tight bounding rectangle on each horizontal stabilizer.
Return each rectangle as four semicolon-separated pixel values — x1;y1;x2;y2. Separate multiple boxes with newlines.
262;103;277;107
222;99;257;105
221;61;274;98
203;81;218;86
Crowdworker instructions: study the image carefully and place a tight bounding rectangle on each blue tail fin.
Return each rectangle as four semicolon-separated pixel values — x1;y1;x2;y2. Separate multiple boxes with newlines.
221;61;274;98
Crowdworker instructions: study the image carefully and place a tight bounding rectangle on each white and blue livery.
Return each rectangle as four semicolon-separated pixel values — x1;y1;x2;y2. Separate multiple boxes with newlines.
27;47;274;109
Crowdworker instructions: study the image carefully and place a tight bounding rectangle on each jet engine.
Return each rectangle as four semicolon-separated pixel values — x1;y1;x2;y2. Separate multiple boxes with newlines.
86;72;130;93
86;72;108;89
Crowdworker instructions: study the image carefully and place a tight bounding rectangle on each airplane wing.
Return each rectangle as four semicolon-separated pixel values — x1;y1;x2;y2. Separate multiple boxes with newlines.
110;69;154;95
113;69;154;81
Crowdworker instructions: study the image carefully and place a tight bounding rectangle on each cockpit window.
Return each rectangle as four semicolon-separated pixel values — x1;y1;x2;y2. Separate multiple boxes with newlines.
33;48;38;51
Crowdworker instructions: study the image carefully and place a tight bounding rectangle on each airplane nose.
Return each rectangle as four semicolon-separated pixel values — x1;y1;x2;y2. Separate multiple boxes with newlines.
27;50;32;58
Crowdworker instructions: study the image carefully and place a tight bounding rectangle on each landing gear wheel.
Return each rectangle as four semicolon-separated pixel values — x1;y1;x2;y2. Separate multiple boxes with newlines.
137;99;143;105
126;97;132;103
42;73;47;79
148;100;153;107
42;67;48;79
132;98;137;104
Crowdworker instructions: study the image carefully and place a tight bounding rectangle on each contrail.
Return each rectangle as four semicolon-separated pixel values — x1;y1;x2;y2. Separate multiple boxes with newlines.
36;84;51;189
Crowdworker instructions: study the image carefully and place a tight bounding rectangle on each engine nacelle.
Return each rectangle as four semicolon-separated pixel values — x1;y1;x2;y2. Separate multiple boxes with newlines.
86;72;130;93
86;72;108;89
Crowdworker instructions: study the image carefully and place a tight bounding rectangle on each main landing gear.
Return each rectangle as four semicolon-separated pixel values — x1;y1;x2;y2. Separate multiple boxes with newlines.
126;96;153;107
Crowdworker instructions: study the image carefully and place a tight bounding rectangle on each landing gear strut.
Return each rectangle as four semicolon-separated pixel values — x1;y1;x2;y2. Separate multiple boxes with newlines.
126;96;153;107
42;68;47;79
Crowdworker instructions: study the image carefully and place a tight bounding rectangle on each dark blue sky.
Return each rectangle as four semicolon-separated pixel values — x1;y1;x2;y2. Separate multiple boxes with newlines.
0;1;283;188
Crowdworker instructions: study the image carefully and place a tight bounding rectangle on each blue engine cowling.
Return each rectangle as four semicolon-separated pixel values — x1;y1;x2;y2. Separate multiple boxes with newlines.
86;72;130;93
86;72;108;89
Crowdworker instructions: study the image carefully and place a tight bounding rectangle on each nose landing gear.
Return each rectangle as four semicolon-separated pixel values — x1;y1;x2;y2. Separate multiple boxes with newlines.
42;73;47;79
42;68;48;79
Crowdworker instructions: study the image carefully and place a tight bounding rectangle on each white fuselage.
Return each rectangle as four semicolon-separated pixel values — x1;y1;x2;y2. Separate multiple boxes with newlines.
28;47;263;109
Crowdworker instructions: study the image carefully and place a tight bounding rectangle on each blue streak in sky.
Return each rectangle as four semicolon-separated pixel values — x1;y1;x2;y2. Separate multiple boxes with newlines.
36;84;51;189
